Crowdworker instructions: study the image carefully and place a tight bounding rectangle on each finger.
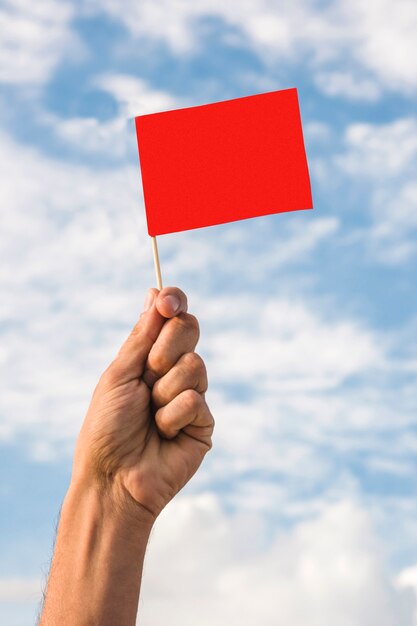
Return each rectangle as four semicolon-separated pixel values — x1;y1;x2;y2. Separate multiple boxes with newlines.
155;389;214;446
152;352;208;409
104;287;188;385
155;287;188;318
143;313;200;387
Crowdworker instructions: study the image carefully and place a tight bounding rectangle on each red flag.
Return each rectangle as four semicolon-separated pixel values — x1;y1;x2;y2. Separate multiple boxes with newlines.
135;88;312;237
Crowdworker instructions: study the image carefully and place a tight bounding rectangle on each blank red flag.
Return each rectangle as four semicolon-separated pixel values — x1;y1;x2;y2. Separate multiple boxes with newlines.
135;88;312;237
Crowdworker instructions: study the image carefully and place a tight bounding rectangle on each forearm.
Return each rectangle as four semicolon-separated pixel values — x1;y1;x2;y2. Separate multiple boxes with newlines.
39;478;154;626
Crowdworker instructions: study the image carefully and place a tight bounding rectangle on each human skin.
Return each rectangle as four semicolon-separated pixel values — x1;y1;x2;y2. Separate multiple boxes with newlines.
38;286;214;626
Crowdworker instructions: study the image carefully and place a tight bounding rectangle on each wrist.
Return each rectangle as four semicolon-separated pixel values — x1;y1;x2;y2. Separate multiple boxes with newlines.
66;472;156;533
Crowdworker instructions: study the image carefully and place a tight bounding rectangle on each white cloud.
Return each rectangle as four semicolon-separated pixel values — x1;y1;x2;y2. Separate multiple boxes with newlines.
189;291;417;533
2;0;416;99
87;0;417;95
304;121;332;144
200;294;381;393
44;75;179;156
314;71;381;101
0;131;150;451
96;74;179;118
139;494;415;626
0;0;79;86
342;0;417;93
159;215;339;283
339;118;417;178
371;181;417;263
336;118;417;263
398;564;417;625
0;577;42;603
48;116;132;158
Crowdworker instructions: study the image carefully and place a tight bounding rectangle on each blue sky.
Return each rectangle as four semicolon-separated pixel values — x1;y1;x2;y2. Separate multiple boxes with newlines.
1;1;417;624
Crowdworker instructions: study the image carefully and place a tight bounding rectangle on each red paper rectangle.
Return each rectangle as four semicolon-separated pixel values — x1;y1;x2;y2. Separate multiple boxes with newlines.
135;88;312;236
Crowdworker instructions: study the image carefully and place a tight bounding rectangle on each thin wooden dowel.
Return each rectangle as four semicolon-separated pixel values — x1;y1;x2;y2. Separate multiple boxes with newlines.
151;236;163;290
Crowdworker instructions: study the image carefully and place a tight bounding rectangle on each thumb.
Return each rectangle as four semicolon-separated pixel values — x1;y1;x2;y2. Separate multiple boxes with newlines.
108;287;188;384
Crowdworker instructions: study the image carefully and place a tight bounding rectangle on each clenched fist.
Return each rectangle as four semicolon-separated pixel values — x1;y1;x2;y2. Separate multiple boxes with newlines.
72;286;214;522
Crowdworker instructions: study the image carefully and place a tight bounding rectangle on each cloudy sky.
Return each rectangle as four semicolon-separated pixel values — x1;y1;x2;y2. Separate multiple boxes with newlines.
1;0;417;624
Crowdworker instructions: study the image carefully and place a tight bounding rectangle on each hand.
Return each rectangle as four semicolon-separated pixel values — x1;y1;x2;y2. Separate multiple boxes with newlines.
72;287;214;523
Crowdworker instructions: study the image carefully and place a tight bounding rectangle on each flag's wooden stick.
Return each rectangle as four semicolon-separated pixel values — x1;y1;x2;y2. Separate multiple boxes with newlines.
151;236;163;290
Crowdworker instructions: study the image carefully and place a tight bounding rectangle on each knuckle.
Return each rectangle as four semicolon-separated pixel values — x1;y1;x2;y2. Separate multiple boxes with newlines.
186;313;200;337
204;405;215;428
181;352;207;391
152;380;171;408
176;313;200;339
179;388;202;414
155;408;168;429
151;376;163;400
156;409;176;438
181;351;205;373
147;350;170;376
